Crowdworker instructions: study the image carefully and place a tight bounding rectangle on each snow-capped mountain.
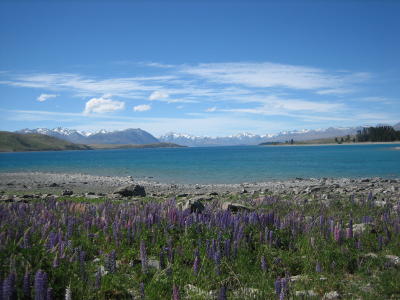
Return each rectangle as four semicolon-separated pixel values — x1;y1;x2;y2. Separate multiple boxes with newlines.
17;127;159;145
158;132;264;146
159;127;363;146
16;122;399;147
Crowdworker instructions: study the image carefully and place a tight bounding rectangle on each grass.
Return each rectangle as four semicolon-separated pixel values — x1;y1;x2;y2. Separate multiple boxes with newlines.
0;192;399;299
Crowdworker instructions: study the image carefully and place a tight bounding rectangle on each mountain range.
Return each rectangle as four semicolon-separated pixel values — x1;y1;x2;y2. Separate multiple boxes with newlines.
16;122;400;147
18;128;159;145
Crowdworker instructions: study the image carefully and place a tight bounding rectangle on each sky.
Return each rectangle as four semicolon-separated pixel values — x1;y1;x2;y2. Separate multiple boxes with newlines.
0;0;399;137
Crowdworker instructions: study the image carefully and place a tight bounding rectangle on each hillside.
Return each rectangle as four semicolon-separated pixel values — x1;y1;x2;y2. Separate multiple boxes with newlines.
0;131;91;152
18;127;159;145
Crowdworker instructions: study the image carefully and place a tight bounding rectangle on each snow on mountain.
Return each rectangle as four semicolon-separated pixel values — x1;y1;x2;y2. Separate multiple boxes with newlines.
16;128;159;145
159;126;364;146
17;122;399;147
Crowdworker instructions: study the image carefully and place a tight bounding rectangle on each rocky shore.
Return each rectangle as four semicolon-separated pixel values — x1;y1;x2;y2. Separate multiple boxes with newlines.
0;172;399;205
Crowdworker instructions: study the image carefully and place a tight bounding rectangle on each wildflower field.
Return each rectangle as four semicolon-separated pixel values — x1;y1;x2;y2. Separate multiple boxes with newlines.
1;193;399;299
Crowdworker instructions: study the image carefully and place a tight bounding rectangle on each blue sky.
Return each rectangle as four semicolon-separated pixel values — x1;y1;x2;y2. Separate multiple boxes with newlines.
0;0;399;136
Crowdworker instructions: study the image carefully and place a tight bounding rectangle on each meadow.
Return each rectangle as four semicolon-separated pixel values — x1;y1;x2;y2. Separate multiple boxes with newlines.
0;192;399;299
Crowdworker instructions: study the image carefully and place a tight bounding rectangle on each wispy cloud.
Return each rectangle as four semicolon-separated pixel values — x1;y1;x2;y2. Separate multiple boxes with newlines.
4;73;168;98
133;104;151;112
149;90;169;100
205;107;217;112
37;93;58;102
0;61;393;135
83;97;125;115
181;62;369;94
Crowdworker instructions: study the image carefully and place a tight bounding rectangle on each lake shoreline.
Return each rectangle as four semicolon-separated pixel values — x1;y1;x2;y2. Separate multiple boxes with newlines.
1;171;399;202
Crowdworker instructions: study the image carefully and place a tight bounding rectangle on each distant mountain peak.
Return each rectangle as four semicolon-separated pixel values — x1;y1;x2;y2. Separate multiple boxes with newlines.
16;127;159;145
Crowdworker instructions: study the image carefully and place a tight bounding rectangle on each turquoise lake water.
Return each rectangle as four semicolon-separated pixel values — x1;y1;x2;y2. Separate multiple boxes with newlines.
0;144;399;183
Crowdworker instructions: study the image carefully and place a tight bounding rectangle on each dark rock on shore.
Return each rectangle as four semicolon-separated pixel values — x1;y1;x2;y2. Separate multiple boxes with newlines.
222;202;252;212
183;198;205;213
113;184;146;197
62;190;74;196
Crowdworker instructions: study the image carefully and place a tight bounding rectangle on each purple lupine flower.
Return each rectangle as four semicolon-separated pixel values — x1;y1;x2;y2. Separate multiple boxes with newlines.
23;271;31;298
274;277;281;296
172;284;180;300
261;255;267;272
280;290;286;300
214;250;221;275
140;241;148;273
193;250;200;275
224;239;231;258
280;277;289;299
316;262;322;273
34;270;48;300
346;219;353;239
2;273;16;300
106;250;116;273
233;240;238;258
218;286;227;300
356;238;362;250
333;224;341;243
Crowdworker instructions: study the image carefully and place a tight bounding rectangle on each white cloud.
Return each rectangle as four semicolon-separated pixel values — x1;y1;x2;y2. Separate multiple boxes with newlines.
181;62;369;92
133;104;151;112
205;107;217;112
149;91;169;101
37;93;57;102
83;97;125;115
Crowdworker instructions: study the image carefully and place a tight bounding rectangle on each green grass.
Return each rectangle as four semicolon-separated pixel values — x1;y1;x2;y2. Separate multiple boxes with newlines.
0;193;399;299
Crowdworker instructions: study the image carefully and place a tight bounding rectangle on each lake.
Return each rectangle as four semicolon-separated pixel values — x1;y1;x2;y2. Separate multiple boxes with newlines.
0;144;399;184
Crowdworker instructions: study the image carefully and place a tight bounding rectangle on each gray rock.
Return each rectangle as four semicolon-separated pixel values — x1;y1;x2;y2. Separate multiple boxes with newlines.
385;255;400;266
113;184;146;197
353;223;374;235
62;190;74;196
1;194;14;202
232;287;261;298
295;290;318;297
184;284;216;299
148;259;161;270
221;202;251;212
323;291;340;300
183;198;205;213
49;183;59;187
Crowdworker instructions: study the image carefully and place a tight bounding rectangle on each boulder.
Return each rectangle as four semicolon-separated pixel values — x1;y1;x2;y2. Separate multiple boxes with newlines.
113;184;146;197
183;198;205;213
295;290;318;297
184;284;215;299
62;190;74;196
232;288;261;298
385;255;400;266
221;202;251;213
323;291;340;300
